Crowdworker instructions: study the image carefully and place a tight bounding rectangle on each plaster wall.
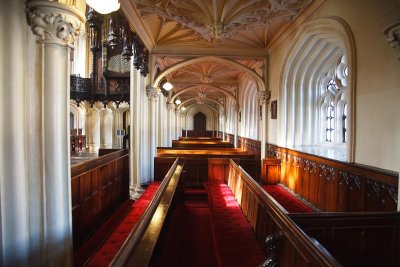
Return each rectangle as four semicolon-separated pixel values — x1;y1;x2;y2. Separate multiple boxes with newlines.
267;0;400;172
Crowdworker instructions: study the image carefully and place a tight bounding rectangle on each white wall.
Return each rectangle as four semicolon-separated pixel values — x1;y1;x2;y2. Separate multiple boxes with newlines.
267;0;400;172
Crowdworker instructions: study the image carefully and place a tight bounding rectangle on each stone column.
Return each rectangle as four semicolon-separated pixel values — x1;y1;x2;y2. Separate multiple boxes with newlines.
130;59;143;198
222;113;227;141
167;103;175;145
26;1;85;266
146;86;160;180
258;90;271;159
234;104;239;148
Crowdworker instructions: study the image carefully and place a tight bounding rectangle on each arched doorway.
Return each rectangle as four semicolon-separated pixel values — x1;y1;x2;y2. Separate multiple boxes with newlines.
194;112;206;135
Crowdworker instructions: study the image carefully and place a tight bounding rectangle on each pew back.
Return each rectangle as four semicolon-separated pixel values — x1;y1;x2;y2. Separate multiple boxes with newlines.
110;158;184;267
290;212;400;267
71;150;129;249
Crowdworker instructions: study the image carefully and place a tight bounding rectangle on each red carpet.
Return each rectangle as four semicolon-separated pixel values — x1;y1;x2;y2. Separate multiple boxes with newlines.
153;205;219;267
205;181;266;267
262;185;314;213
184;187;209;208
85;182;161;267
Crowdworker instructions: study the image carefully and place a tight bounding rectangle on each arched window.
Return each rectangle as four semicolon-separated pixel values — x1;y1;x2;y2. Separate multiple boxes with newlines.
279;18;355;162
318;57;348;145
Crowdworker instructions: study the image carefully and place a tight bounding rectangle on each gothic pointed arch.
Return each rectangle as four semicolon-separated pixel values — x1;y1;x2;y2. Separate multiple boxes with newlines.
279;17;355;162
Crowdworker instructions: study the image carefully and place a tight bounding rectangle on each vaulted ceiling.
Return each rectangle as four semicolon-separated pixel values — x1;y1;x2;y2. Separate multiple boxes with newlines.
122;0;313;111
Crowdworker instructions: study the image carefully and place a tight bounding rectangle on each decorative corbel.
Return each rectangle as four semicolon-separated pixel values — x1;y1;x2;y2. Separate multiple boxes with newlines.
257;90;271;105
383;21;400;60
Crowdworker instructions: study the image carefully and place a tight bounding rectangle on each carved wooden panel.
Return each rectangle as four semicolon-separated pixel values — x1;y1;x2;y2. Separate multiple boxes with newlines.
265;144;398;212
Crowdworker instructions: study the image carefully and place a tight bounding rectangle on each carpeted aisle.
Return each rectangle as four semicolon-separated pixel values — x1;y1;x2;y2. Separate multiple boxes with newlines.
153;188;219;267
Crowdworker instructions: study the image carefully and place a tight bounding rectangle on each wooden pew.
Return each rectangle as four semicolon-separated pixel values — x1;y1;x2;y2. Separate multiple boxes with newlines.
110;158;184;267
155;147;258;186
71;149;129;250
209;158;343;266
209;158;400;266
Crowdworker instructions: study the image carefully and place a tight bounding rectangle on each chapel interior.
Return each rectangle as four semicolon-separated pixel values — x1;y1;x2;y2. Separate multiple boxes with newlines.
1;0;400;267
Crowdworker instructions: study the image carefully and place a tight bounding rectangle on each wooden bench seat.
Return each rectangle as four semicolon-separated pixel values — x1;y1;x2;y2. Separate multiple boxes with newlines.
262;184;314;213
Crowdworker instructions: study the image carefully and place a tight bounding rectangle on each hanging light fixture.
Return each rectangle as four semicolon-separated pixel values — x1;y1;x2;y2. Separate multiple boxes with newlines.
175;99;181;105
181;106;186;111
162;81;173;91
86;0;120;14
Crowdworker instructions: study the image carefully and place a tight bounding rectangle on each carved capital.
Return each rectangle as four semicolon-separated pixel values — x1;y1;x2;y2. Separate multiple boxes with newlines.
167;103;176;111
258;90;271;104
384;21;400;59
27;1;85;45
146;86;160;101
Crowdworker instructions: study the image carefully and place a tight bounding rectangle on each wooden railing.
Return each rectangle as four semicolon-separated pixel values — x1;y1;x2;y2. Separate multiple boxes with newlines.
110;158;184;267
222;159;343;266
71;149;129;248
265;144;398;212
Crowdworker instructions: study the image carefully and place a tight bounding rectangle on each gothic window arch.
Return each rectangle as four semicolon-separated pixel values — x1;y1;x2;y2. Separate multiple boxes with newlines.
279;18;355;162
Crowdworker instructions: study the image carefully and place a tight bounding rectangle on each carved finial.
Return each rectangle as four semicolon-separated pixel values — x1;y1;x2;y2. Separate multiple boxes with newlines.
258;232;283;267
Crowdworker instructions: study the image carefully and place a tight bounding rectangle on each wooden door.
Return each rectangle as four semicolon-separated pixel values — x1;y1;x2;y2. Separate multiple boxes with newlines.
194;112;206;134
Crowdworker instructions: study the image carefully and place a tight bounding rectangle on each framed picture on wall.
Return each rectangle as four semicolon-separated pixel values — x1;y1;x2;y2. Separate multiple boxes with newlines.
270;100;277;119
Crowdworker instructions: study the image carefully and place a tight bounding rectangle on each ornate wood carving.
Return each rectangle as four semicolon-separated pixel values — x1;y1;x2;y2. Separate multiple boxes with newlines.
259;232;283;267
71;9;150;106
319;164;336;181
263;143;398;212
366;178;398;205
304;159;317;173
338;171;361;191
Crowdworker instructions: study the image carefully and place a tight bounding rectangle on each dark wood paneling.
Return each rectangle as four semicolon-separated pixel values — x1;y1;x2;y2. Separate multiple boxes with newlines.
290;213;400;267
71;150;129;249
181;130;215;137
266;144;398;212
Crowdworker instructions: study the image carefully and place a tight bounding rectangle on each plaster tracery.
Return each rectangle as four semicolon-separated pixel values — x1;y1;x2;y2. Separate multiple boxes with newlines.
133;0;312;46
